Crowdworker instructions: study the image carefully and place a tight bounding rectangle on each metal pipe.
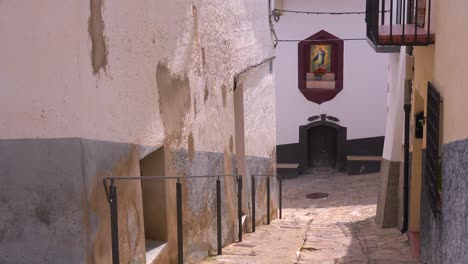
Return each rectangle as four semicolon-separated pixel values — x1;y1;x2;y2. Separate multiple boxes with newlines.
216;178;222;255
237;176;243;242
267;177;271;225
109;181;119;264
402;103;411;232
234;57;276;91
104;175;237;181
401;103;411;234
177;181;183;264
251;175;256;232
401;47;413;233
279;175;282;219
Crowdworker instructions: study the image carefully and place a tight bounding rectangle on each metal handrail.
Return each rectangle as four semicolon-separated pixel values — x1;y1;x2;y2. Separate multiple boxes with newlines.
103;173;243;264
250;174;283;232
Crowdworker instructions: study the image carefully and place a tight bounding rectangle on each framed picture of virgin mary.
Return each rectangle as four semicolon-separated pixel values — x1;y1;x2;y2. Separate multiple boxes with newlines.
310;45;332;73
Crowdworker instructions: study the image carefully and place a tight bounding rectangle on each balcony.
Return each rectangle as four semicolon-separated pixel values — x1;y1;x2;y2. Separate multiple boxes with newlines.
366;0;435;52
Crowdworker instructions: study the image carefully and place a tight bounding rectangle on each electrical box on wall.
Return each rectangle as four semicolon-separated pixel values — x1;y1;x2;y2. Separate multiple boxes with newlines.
415;112;424;138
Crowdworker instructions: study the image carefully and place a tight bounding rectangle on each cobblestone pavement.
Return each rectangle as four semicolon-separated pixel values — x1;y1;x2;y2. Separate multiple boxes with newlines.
200;172;420;264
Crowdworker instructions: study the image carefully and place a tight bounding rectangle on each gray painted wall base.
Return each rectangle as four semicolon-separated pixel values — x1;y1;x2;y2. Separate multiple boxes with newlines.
420;138;468;264
376;159;402;228
0;138;276;264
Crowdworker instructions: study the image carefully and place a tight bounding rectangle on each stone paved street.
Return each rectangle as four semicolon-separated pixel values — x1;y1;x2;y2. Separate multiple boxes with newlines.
200;173;420;264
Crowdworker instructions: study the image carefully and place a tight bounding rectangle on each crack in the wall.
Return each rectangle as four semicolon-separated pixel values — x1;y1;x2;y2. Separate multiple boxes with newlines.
88;0;108;75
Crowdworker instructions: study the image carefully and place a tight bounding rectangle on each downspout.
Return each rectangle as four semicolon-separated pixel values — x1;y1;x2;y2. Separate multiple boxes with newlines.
401;46;413;234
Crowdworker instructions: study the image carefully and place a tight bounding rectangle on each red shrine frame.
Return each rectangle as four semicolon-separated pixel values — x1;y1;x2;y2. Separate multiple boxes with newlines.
298;30;344;104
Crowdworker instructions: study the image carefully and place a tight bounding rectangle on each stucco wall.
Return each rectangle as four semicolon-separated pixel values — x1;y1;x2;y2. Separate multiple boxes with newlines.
274;0;388;144
432;0;468;144
382;48;406;162
0;1;277;263
418;1;468;262
0;0;274;154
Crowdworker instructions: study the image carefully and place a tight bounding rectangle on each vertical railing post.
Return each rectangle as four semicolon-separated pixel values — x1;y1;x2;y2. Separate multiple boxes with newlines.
251;175;256;232
381;0;386;25
237;175;243;242
278;175;282;219
216;178;222;255
390;0;394;43
267;177;270;225
176;179;183;264
109;180;120;264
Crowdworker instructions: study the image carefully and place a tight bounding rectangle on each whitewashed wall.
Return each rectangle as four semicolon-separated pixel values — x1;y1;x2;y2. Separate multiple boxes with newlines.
382;47;406;161
275;0;388;144
0;0;275;154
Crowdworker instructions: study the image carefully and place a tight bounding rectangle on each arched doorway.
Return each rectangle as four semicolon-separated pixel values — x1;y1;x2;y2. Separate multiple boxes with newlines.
299;115;347;171
308;125;337;168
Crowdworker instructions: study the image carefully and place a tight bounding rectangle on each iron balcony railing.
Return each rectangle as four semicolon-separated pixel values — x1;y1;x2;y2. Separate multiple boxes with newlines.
366;0;435;49
102;173;283;264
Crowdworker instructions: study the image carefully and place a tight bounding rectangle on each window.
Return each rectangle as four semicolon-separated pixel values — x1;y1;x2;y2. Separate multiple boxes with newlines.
425;82;441;215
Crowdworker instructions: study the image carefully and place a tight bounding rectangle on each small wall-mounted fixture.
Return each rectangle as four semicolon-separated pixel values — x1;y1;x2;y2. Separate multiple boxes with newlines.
415;112;424;138
326;115;340;122
308;115;320;122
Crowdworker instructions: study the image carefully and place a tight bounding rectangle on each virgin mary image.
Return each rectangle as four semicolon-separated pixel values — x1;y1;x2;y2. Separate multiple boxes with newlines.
312;48;326;67
310;45;331;72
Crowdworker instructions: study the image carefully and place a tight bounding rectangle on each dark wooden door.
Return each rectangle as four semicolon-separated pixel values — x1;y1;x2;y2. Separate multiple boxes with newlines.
308;126;337;168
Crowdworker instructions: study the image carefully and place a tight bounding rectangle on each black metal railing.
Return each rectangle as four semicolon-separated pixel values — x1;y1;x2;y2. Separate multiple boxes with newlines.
102;173;283;264
425;82;441;215
366;0;434;48
250;175;282;232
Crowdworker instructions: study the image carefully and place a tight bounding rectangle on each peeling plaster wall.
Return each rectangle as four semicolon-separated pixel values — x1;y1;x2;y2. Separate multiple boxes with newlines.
0;0;273;153
0;0;276;263
241;64;278;226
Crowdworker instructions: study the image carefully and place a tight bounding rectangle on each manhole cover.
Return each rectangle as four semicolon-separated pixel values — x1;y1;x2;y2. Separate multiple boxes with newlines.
306;193;329;199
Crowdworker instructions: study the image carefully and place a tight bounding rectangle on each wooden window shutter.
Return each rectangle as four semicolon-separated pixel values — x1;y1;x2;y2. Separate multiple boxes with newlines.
416;0;427;27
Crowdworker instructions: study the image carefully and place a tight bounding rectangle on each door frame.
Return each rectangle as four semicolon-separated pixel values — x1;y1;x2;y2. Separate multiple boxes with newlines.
299;115;347;171
307;125;338;168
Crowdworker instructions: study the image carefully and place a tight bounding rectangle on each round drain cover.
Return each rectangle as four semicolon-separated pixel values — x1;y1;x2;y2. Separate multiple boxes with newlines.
306;193;329;199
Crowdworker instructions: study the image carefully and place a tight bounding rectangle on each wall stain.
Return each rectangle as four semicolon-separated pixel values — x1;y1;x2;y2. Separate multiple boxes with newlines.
223;151;237;241
88;0;108;75
34;202;51;226
221;84;227;108
194;96;197;116
201;47;206;69
204;85;209;103
156;63;191;144
188;132;195;162
229;136;234;153
86;146;145;264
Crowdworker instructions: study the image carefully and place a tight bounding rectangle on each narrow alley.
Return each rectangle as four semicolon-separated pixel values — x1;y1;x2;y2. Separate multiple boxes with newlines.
202;173;419;264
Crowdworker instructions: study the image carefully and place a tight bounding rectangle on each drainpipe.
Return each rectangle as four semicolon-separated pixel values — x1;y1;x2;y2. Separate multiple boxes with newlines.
401;46;413;234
